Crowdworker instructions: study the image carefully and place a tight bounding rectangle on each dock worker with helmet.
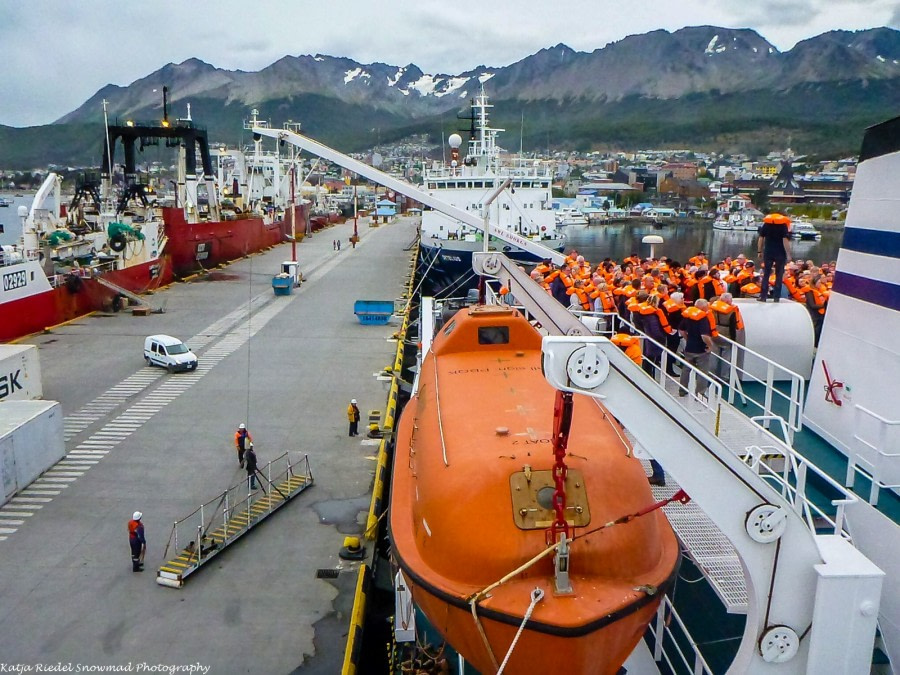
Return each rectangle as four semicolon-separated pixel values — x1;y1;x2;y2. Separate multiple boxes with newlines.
234;423;252;468
348;399;361;437
128;511;146;572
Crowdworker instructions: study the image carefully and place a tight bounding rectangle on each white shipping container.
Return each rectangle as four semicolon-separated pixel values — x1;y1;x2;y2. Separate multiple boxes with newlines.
0;344;42;402
0;400;64;504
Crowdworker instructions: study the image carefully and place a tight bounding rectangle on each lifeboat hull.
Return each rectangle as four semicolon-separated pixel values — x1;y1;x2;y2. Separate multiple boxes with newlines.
390;305;679;674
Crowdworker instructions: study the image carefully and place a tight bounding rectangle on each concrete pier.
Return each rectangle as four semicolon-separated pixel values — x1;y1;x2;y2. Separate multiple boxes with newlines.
0;216;417;672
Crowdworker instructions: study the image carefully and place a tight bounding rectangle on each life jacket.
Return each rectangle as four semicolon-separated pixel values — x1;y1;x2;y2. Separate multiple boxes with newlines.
591;289;616;312
807;287;827;315
543;269;560;285
638;303;675;334
696;276;724;300
681;306;719;337
611;334;642;365
740;281;761;297
128;519;143;540
566;285;592;310
709;300;745;331
784;276;804;302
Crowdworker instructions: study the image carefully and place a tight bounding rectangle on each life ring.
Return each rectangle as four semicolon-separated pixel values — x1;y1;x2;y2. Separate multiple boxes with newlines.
109;235;127;253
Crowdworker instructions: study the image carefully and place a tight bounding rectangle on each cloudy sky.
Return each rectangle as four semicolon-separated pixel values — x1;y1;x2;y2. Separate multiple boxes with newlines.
2;0;897;128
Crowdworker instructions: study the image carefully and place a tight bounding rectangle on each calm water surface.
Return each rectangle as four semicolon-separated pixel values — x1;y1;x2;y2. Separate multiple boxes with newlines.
561;220;843;267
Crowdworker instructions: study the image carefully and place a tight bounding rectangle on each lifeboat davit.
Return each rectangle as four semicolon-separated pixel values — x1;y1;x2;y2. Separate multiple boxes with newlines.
390;304;680;674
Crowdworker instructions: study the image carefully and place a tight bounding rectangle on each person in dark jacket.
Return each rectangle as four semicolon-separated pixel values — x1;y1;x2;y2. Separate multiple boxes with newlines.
244;444;258;490
757;214;792;302
128;511;146;572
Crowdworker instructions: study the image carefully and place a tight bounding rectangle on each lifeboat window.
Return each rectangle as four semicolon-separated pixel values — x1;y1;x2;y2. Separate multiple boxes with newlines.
443;320;456;336
478;325;509;345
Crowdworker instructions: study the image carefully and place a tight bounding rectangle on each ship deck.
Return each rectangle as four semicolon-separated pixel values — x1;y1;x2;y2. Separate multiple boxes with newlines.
0;217;416;671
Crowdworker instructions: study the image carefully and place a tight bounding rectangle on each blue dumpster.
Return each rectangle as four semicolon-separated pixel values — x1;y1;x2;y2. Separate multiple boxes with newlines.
354;300;394;325
272;274;293;295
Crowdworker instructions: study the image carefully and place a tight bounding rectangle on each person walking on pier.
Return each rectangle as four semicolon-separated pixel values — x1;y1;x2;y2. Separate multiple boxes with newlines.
348;399;361;437
234;423;252;468
245;443;258;491
128;511;146;572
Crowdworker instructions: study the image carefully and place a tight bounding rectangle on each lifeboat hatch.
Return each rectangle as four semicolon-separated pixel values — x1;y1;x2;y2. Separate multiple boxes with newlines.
509;469;590;530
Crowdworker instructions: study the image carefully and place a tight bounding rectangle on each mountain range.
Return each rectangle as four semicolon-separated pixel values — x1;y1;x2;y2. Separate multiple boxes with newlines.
2;25;899;169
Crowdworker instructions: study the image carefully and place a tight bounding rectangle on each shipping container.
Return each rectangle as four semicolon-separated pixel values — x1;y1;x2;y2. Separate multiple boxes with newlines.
0;400;64;504
0;344;42;402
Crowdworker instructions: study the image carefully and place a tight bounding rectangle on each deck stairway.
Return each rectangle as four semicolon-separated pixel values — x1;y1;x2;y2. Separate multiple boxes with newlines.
156;452;314;588
95;275;164;313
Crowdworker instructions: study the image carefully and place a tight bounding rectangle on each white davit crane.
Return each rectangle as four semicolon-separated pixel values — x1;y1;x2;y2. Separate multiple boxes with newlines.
472;250;884;674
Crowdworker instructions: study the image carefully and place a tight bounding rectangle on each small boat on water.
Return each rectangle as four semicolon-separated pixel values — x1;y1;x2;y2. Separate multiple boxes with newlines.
790;217;822;240
0;197;12;207
554;206;588;226
390;303;679;674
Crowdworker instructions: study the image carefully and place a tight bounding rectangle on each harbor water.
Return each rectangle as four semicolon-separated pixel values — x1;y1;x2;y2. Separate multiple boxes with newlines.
561;220;843;266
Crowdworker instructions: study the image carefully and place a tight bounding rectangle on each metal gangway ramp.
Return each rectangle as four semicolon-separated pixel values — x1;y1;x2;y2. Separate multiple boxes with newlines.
157;452;314;588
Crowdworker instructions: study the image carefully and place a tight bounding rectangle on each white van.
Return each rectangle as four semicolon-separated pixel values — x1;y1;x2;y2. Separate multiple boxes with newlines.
143;335;198;372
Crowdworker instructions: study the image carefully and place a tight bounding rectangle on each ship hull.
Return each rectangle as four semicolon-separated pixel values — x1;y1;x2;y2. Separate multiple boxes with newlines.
420;235;565;294
162;204;307;275
0;258;173;341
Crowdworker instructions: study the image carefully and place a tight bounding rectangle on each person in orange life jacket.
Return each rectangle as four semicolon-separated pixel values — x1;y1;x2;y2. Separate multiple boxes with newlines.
629;290;650;333
591;282;617;333
709;293;745;378
757;214;792;302
688;251;708;268
234;423;252;468
128;511;146;572
548;268;570;306
679;299;717;397
611;333;642;366
567;279;592;311
805;275;828;346
638;294;674;379
663;292;687;376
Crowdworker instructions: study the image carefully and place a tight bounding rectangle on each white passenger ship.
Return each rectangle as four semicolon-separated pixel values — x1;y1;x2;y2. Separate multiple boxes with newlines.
418;90;564;293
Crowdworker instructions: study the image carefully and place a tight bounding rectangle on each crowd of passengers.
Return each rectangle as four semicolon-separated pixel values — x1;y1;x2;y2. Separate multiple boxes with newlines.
526;250;833;354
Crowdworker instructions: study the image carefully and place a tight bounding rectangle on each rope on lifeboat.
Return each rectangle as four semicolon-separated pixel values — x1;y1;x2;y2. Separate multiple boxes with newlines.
497;588;545;674
467;542;564;672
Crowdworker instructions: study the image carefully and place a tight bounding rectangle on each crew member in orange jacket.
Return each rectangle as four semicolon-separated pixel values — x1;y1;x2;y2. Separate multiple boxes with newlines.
234;423;253;468
128;511;146;572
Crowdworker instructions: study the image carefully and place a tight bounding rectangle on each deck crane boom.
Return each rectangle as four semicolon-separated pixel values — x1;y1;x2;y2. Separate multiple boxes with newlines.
250;126;568;267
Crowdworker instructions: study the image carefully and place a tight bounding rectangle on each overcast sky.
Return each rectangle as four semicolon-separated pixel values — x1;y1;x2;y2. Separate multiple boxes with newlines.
2;0;897;128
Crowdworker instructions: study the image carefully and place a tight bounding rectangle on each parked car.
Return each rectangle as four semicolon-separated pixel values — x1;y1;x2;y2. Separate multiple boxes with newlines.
143;334;198;372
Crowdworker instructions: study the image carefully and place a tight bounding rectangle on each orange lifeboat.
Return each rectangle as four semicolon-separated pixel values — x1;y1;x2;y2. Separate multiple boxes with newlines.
390;304;680;674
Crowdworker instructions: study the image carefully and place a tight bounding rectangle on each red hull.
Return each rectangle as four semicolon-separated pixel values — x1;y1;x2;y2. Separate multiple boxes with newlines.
1;259;174;342
163;204;307;276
